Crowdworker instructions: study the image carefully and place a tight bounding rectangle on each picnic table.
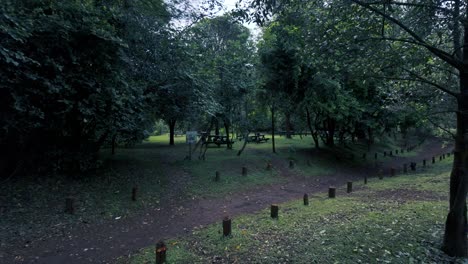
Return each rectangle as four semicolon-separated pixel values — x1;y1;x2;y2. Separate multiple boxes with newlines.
202;134;235;147
248;133;270;143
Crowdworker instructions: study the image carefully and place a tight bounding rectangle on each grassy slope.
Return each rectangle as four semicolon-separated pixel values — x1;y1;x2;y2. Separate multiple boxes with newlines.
124;158;465;264
0;133;426;256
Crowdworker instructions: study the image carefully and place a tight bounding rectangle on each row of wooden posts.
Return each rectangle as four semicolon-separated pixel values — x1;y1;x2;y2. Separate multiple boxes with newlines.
363;144;418;160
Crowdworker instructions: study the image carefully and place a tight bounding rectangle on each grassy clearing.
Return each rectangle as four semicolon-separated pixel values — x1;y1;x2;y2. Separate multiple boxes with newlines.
123;159;463;264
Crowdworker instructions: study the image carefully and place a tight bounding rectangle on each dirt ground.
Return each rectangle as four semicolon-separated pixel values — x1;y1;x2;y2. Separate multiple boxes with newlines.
2;139;450;264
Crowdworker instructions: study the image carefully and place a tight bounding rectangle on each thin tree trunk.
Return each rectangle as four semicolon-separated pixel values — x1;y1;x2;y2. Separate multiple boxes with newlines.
111;134;116;155
224;118;232;149
285;112;292;139
168;119;176;146
306;107;319;148
271;105;276;153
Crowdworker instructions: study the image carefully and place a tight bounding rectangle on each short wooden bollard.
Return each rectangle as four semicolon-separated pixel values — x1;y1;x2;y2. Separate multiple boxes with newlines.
439;156;443;161
432;157;436;164
389;151;393;156
215;171;220;182
443;154;446;159
132;187;138;201
423;159;426;166
328;187;336;198
375;153;378;159
384;151;387;157
390;168;396;177
303;193;309;205
362;153;366;159
156;241;167;264
364;175;368;184
65;197;74;214
242;167;247;176
448;152;451;157
223;217;231;236
379;174;383;180
266;163;272;170
403;164;407;173
271;204;279;219
396;149;399;155
401;149;404;153
347;182;353;193
289;160;294;169
410;162;416;171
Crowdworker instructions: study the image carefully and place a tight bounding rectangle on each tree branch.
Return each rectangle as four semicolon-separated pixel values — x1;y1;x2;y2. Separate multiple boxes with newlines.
349;0;463;70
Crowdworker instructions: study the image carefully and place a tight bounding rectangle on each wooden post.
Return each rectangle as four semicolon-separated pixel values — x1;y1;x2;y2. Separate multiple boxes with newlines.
432;157;436;164
303;193;309;205
364;175;368;184
156;241;167;264
223;217;231;237
132;187;137;201
328;187;336;198
448;152;451;157
266;163;272;170
271;204;279;219
389;151;393;156
396;149;398;155
410;162;416;171
390;168;395;177
384;151;387;157
439;155;443;161
215;171;220;182
401;149;404;153
379;174;383;180
443;154;446;159
403;163;407;173
242;167;247;176
289;160;294;169
375;153;378;159
423;159;426;166
347;182;352;193
65;197;74;214
362;153;366;159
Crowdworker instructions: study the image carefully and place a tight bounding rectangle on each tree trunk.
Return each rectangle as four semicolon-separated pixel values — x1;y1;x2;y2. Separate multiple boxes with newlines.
285;112;292;139
325;117;335;147
111;134;116;155
442;14;468;256
215;118;220;136
168;119;176;146
224;118;232;149
305;107;319;148
271;105;276;153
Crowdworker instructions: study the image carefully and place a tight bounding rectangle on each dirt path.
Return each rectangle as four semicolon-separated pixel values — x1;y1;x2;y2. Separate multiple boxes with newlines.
5;139;451;264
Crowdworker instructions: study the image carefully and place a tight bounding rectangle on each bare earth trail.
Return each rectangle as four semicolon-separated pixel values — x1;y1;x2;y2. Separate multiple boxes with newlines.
7;139;451;264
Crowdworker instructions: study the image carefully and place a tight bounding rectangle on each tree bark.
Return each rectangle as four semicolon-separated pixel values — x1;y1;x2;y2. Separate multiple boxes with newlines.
168;119;176;146
271;105;276;153
285;112;292;139
305;107;319;148
224;118;232;149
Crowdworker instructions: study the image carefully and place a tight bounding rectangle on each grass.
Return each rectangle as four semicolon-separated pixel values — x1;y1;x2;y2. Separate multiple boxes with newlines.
0;132;433;260
122;157;464;264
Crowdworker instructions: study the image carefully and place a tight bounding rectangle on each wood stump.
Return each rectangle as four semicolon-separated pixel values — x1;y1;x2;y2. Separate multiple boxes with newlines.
215;171;220;182
384;151;387;157
410;162;416;171
303;193;309;206
423;159;426;167
65;197;74;214
364;175;368;184
432;157;436;164
242;167;247;176
271;204;279;219
156;241;167;264
132;187;138;201
328;187;336;198
223;217;231;236
266;163;272;170
347;182;352;193
289;160;294;169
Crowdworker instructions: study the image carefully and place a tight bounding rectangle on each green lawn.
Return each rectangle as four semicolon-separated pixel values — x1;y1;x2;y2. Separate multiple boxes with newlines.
123;159;462;264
